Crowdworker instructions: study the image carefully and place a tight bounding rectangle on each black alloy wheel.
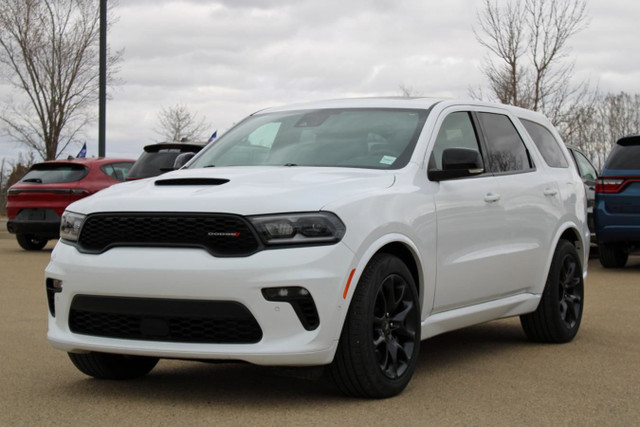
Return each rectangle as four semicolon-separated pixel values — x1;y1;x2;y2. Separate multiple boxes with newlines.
557;253;582;330
373;273;418;379
329;253;420;398
521;239;584;343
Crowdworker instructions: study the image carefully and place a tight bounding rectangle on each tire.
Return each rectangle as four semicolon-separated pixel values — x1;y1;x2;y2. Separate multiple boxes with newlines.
329;253;420;398
68;352;158;380
521;240;584;343
598;242;628;268
16;233;48;251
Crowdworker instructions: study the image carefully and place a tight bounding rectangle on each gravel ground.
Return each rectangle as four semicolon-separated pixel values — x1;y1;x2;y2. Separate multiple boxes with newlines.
0;235;638;426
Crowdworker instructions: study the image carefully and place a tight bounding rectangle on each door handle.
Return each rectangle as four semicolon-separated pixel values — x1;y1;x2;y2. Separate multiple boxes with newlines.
484;192;501;203
543;188;558;197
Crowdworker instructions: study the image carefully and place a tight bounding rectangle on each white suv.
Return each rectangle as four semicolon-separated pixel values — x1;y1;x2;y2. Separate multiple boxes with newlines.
46;98;589;398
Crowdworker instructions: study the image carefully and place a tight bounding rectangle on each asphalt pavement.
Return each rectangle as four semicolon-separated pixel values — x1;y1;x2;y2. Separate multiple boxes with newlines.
0;234;638;426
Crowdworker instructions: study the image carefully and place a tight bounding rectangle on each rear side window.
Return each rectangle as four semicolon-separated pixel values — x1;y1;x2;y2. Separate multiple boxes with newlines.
572;150;598;180
20;163;88;184
605;137;640;169
477;113;532;174
520;119;568;168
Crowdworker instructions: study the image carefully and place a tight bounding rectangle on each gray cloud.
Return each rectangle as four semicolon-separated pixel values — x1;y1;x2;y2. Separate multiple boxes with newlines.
1;0;638;162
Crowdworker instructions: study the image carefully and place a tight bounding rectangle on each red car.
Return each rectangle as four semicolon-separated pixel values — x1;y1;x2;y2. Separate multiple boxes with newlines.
6;158;134;250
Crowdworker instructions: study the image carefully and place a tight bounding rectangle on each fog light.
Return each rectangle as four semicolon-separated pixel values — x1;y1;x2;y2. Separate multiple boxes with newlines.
262;286;319;331
46;278;63;317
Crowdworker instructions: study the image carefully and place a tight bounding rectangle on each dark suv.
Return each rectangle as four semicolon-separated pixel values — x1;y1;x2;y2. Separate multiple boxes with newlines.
126;142;207;180
594;135;640;267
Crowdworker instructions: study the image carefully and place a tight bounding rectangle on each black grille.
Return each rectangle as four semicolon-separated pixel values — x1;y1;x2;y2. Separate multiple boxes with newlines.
77;213;261;256
69;295;263;344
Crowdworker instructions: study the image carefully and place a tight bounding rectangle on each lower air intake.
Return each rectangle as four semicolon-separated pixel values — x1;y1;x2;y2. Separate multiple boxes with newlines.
69;295;263;344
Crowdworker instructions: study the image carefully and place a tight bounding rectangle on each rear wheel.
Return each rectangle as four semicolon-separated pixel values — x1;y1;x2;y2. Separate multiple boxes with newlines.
598;242;628;268
329;253;420;398
16;233;48;251
521;240;583;343
68;352;159;380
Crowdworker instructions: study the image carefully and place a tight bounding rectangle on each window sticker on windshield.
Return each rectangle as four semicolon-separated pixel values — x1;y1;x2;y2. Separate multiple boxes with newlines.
380;155;396;165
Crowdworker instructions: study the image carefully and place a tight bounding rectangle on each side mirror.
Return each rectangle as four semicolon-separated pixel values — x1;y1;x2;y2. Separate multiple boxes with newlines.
428;148;484;181
173;152;196;170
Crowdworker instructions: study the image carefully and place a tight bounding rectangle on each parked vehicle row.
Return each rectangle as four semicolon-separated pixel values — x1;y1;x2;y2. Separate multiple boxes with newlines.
5;141;206;251
3;98;635;399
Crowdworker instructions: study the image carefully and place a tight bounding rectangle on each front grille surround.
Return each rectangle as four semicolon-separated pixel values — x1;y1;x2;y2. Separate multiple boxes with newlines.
76;212;262;257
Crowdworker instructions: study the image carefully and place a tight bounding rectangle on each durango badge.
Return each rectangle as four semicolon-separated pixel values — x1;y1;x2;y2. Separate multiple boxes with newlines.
207;232;241;237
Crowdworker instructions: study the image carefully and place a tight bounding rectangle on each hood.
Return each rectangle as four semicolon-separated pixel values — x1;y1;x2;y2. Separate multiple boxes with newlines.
67;166;396;215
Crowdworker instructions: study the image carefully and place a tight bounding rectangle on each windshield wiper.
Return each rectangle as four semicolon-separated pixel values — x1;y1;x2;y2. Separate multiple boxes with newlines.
203;164;216;168
283;163;298;167
22;178;42;183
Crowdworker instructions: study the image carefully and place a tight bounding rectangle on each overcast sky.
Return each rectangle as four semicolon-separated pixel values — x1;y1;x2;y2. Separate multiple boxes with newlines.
1;0;639;163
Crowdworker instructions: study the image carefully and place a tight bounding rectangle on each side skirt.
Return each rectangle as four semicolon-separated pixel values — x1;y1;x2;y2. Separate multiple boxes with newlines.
420;294;541;340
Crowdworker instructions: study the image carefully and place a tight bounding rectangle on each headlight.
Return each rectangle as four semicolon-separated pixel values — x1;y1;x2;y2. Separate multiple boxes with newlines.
249;212;346;246
60;211;86;242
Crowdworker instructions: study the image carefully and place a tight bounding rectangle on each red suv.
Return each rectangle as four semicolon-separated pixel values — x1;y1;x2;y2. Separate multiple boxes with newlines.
6;158;134;250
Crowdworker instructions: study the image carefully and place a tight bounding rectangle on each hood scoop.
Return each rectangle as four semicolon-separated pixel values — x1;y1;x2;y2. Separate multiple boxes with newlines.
155;178;229;186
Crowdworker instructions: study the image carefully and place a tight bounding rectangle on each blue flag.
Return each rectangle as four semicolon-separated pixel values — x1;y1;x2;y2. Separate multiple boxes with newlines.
208;131;217;143
76;142;87;158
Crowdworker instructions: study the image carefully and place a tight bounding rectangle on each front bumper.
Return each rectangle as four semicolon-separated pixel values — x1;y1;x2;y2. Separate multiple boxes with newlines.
46;241;356;366
7;208;60;239
594;201;640;244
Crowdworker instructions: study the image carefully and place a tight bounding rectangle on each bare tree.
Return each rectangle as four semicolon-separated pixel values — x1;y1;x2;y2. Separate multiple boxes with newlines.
563;91;640;169
0;0;121;160
0;152;35;215
399;84;423;97
474;0;588;123
154;103;211;142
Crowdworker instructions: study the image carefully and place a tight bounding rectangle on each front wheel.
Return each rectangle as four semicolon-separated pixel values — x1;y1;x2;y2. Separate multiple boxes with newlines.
329;253;420;398
16;233;48;251
68;352;159;380
520;240;584;343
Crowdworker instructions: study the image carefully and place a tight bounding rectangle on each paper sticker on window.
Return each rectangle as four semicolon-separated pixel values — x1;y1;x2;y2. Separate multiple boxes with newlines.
380;155;396;165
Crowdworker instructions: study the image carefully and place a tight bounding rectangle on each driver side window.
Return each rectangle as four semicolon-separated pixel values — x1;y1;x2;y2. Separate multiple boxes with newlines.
429;112;482;170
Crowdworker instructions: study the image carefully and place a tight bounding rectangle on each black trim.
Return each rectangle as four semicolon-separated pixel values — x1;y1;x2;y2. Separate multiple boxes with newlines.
261;287;320;331
75;212;263;257
155;178;229;186
69;295;263;344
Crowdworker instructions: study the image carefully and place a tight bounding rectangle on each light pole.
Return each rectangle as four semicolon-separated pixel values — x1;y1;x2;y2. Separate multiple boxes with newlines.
98;0;107;157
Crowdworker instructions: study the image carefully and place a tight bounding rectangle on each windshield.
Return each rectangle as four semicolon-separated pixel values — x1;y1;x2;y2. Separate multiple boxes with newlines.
188;108;428;170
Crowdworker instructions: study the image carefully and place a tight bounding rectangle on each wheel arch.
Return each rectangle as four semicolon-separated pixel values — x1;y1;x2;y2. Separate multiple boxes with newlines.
557;225;586;268
544;223;588;290
377;242;421;298
344;234;427;315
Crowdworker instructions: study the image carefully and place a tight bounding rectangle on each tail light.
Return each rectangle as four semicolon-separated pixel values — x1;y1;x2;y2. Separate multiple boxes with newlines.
596;177;640;194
